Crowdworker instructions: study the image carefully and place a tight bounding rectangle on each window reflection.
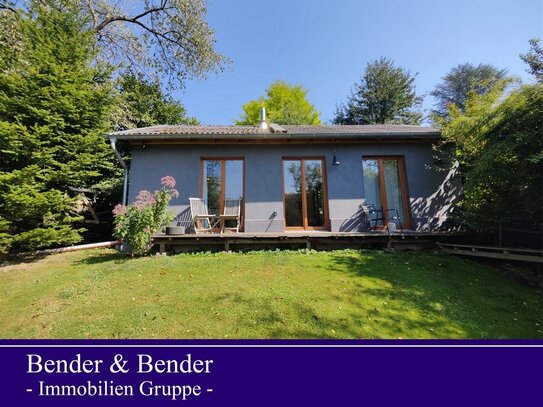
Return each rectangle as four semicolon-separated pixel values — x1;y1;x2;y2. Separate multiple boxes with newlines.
362;157;409;228
283;159;326;229
203;159;243;218
284;160;303;227
203;160;221;215
305;160;324;227
225;160;243;200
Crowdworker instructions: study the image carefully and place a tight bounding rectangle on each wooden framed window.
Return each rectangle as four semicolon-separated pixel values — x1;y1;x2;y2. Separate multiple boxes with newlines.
362;156;411;229
283;157;329;230
200;158;244;230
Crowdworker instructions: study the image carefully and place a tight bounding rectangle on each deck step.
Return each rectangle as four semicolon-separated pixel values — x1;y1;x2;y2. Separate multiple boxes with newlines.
438;243;543;263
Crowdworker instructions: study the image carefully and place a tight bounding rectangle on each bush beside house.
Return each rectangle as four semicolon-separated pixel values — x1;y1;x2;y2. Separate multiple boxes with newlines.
113;177;179;255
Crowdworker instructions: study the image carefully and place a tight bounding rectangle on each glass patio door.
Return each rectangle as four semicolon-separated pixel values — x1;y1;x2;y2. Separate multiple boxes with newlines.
362;157;410;228
283;158;328;230
202;159;243;224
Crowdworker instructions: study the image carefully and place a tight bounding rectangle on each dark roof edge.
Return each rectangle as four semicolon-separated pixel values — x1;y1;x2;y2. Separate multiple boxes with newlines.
108;132;440;141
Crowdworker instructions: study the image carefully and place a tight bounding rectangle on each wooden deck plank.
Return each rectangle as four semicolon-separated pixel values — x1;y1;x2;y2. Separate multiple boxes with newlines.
149;231;454;252
441;248;543;263
439;243;543;255
153;231;456;240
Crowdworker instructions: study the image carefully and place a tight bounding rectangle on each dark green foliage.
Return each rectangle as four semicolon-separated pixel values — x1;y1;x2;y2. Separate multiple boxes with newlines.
0;167;83;253
440;82;543;231
112;72;199;130
0;2;207;255
334;57;422;125
462;85;543;228
0;3;116;253
520;38;543;83
430;63;507;120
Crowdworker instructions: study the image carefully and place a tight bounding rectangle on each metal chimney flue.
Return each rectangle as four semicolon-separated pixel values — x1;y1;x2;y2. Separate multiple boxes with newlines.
259;107;268;130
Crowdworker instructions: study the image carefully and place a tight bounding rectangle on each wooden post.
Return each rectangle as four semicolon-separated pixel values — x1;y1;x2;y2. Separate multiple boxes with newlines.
159;243;166;254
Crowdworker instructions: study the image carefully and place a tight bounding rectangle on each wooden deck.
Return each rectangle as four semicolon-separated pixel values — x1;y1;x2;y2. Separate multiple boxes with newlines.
152;231;459;253
439;243;543;263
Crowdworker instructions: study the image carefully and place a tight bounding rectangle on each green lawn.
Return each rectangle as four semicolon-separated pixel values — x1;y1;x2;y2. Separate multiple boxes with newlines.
0;249;541;339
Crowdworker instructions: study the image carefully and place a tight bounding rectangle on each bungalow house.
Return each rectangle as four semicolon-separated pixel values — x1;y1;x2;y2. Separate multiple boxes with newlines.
108;109;458;235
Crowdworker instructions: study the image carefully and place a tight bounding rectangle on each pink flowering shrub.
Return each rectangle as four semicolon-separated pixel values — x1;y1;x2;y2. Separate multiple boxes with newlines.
112;204;127;216
112;176;179;255
161;176;176;189
161;176;180;198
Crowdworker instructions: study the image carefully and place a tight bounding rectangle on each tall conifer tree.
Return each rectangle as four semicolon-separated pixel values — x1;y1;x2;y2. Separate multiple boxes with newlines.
334;58;422;125
0;2;116;253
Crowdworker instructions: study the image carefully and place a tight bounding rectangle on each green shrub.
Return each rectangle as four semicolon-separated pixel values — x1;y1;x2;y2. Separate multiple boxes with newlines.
113;176;178;255
0;167;83;254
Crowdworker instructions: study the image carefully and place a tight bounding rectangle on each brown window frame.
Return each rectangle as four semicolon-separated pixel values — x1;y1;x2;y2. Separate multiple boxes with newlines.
200;157;245;232
362;155;411;229
282;156;330;231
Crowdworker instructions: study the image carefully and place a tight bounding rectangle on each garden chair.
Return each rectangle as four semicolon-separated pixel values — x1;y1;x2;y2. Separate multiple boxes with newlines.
220;198;242;234
189;197;218;234
363;203;403;233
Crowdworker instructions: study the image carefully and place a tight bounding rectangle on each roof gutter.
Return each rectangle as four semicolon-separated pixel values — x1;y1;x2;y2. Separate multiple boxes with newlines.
108;132;441;141
109;135;129;206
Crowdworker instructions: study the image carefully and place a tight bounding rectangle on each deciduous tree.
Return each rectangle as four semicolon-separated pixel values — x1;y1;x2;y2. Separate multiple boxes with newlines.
1;0;229;88
113;72;199;130
236;80;321;125
439;80;542;230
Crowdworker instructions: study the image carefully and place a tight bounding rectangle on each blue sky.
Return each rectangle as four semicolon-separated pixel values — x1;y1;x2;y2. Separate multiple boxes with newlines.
177;0;543;125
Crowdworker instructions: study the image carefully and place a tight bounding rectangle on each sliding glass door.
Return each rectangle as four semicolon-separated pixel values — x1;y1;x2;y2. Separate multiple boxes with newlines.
362;156;410;228
283;158;328;230
202;158;243;225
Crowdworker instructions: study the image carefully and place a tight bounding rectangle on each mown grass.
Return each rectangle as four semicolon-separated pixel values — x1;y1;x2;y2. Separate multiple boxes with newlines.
0;249;541;339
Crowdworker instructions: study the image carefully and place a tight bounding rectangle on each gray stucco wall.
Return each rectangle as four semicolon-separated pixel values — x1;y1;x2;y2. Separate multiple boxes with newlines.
128;142;458;232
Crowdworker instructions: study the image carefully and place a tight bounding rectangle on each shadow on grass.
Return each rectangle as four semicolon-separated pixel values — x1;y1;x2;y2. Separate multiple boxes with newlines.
275;297;460;339
2;249;127;269
75;251;131;266
327;250;542;339
193;250;536;339
213;284;462;339
1;254;48;268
